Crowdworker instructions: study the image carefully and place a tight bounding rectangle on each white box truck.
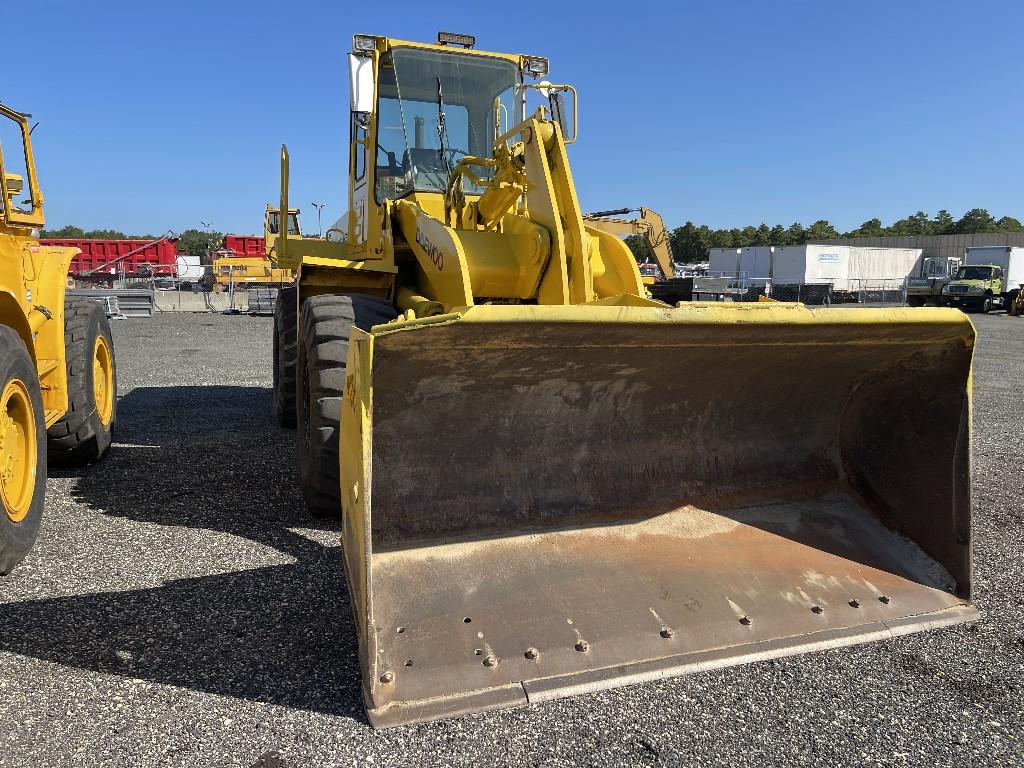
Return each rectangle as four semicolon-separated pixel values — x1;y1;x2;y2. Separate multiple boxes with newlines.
940;246;1024;313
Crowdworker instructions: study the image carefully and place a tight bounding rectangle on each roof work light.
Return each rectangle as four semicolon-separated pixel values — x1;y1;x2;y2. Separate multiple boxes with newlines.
437;32;475;48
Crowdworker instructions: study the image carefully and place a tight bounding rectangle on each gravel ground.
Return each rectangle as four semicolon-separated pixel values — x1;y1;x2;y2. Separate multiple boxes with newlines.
1;311;1022;768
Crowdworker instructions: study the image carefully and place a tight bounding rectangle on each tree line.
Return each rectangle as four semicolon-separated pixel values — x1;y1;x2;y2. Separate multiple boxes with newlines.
626;208;1024;264
39;224;163;240
39;207;1024;265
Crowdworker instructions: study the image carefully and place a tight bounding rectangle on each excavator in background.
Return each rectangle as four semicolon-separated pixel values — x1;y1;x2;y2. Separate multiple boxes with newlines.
272;33;977;727
583;207;674;284
584;207;694;303
0;103;117;573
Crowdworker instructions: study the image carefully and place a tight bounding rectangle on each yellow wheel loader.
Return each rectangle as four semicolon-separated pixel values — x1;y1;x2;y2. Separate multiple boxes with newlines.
273;34;977;728
0;103;117;573
264;203;301;261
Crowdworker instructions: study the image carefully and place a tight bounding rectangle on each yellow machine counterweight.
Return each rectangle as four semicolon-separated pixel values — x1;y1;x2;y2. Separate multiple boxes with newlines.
271;34;977;727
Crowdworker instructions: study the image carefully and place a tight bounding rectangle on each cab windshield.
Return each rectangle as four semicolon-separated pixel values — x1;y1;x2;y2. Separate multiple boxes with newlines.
375;48;520;201
956;266;993;280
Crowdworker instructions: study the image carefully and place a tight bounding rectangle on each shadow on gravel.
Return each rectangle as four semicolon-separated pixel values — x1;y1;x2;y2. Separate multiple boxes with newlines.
0;386;367;722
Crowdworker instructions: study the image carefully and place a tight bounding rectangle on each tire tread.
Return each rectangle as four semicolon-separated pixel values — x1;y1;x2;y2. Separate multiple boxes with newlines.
297;293;396;518
46;299;116;465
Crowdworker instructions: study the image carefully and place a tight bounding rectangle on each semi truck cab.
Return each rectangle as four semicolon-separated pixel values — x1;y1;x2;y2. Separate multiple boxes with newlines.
942;245;1024;313
942;264;1005;312
906;256;960;306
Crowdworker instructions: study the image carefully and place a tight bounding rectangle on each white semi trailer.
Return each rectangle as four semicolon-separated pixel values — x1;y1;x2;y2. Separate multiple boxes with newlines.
708;245;922;300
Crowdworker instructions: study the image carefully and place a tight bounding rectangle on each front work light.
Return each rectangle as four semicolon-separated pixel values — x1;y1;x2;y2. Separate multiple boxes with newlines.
524;56;549;78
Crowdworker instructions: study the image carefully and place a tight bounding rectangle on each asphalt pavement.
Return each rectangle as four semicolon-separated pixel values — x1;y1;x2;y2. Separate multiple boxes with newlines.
0;311;1021;768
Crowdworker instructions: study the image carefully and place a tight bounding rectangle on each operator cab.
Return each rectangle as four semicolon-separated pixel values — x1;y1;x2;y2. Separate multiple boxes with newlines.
923;258;958;278
373;47;522;201
267;209;300;236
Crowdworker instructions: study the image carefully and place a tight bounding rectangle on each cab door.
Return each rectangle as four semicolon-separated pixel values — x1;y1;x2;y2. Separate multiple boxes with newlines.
349;112;369;254
0;104;44;228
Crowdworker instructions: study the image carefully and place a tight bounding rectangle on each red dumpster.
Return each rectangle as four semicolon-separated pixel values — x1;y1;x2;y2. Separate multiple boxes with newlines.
222;234;265;258
41;238;180;277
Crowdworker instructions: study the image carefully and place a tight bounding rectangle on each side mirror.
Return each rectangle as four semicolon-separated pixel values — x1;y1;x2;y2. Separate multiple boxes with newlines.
534;82;577;144
349;54;374;114
549;92;568;139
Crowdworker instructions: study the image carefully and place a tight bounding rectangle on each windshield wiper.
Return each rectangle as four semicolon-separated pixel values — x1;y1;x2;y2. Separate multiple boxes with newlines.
436;76;453;186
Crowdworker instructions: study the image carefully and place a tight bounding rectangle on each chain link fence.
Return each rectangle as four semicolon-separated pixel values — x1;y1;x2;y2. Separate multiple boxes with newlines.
691;276;911;307
848;279;908;306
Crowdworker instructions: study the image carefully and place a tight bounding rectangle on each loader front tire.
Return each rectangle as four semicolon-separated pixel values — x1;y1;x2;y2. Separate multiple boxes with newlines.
297;294;397;519
46;299;116;465
0;327;46;574
273;287;298;428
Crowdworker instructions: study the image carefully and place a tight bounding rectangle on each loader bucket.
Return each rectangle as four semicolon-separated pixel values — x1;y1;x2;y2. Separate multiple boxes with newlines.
339;302;976;728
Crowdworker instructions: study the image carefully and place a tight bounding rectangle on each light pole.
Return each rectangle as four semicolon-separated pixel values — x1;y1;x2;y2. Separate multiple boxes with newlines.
311;202;326;238
198;220;216;294
199;220;215;263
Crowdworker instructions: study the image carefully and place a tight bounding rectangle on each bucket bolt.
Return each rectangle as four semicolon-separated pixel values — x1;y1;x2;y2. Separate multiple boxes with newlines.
379;671;394;685
483;654;498;667
660;627;674;639
575;640;590;653
849;599;861;608
524;647;539;660
878;595;891;604
738;615;752;626
811;605;824;615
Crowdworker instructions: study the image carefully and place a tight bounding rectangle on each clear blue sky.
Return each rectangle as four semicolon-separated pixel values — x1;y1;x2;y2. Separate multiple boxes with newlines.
7;0;1022;235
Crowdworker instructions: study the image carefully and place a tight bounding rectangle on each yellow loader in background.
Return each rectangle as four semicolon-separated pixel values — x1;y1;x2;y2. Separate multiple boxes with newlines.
273;33;976;727
0;103;117;573
263;203;301;262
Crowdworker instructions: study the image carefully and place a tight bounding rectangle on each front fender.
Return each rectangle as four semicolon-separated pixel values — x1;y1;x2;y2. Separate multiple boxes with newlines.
0;290;34;362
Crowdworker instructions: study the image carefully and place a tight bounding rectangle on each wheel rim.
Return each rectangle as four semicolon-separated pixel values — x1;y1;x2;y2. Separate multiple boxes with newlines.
93;335;114;427
0;378;37;523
